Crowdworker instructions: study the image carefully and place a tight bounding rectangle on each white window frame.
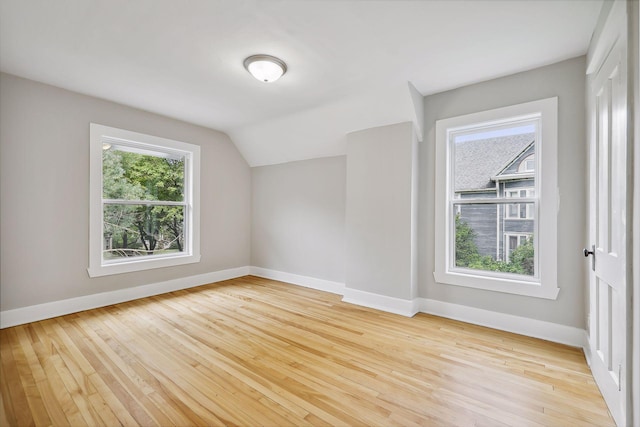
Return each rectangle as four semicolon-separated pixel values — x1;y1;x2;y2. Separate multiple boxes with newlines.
88;124;201;277
434;97;559;299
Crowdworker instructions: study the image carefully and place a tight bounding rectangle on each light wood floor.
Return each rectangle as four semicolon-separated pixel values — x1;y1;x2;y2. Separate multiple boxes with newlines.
1;276;613;426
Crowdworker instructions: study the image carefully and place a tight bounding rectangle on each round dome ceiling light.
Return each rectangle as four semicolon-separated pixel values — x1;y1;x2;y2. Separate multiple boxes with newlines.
243;54;287;83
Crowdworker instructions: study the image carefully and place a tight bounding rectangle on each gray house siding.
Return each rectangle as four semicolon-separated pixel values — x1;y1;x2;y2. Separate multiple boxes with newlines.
458;190;497;258
503;220;534;233
458;203;498;258
503;179;534;192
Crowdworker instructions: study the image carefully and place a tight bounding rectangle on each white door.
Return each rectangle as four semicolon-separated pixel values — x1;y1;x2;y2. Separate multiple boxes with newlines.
586;2;629;426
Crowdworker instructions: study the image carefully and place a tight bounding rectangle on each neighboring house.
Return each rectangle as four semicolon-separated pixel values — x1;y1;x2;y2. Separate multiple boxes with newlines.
455;133;535;262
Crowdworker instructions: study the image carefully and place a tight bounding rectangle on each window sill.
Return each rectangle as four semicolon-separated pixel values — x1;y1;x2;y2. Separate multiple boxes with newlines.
87;253;201;277
433;269;560;300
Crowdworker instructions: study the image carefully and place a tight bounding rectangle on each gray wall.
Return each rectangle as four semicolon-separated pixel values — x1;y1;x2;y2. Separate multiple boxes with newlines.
1;56;588;330
0;73;251;311
346;122;417;300
419;56;587;328
251;156;346;283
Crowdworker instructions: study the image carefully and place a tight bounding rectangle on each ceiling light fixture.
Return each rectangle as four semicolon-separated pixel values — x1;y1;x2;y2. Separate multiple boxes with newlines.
243;54;287;83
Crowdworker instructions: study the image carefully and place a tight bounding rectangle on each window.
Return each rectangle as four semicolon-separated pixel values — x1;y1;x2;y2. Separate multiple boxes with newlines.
505;188;535;219
504;233;533;263
434;98;558;299
518;154;535;172
88;124;200;277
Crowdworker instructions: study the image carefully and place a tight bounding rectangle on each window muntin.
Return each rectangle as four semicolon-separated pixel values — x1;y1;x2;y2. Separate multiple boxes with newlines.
89;124;201;277
434;97;558;299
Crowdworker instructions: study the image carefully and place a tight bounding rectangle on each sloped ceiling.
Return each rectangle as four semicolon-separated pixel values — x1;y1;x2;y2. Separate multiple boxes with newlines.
0;0;602;166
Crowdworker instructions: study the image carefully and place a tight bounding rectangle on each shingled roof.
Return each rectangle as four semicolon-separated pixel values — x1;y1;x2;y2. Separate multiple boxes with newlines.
454;133;535;192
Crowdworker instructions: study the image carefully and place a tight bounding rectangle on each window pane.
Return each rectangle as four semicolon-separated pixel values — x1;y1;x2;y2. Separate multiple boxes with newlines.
103;147;185;201
518;154;535;173
453;128;535;195
103;204;185;261
508;203;519;218
454;203;535;276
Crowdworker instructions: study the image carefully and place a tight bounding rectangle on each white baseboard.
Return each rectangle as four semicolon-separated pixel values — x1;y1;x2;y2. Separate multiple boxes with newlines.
248;266;418;317
342;287;419;317
2;266;587;350
418;298;586;348
0;266;250;329
249;266;345;295
248;267;586;346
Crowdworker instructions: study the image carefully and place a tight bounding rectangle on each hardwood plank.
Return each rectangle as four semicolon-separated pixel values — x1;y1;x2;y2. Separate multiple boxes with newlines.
0;385;12;427
1;330;29;426
30;338;86;427
0;276;615;426
64;318;158;427
17;327;70;426
38;321;102;426
86;313;208;426
9;327;51;426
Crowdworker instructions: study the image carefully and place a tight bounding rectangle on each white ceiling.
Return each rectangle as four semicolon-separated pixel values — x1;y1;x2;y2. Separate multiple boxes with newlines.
0;0;603;166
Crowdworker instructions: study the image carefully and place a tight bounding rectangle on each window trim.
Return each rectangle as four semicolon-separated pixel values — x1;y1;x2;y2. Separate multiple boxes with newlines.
88;124;201;277
434;97;559;299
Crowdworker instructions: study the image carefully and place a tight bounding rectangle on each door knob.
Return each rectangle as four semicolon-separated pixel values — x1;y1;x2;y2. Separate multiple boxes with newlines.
584;244;595;271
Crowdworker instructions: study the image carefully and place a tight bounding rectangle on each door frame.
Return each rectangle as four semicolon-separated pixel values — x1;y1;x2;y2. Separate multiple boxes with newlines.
631;1;639;424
